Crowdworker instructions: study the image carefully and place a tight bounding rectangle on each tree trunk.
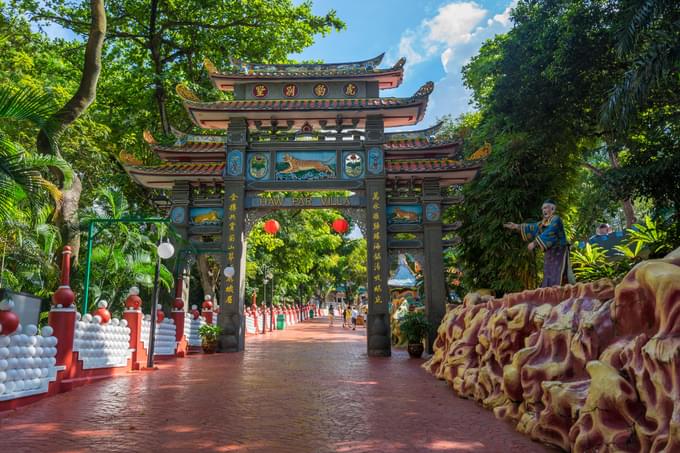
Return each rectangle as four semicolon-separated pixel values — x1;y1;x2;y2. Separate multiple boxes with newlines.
36;0;106;265
147;0;170;134
197;255;215;299
607;147;636;228
60;175;83;264
621;199;636;228
155;82;170;134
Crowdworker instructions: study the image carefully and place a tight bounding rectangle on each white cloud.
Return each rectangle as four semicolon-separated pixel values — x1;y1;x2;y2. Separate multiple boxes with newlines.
388;0;518;129
398;32;425;65
440;48;454;72
491;0;518;27
424;2;488;46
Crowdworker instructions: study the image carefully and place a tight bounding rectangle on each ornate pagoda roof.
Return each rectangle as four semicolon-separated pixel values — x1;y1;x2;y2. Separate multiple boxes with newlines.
178;81;433;130
205;54;405;91
122;154;484;190
142;130;226;162
123;162;225;189
385;122;444;140
385;158;482;185
383;123;462;158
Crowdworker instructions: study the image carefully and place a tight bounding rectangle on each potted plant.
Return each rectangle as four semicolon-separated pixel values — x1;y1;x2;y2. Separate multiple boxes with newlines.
399;311;431;358
198;324;222;354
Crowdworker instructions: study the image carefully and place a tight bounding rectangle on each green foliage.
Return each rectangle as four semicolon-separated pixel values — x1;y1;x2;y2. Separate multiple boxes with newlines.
73;187;174;315
617;216;674;259
0;85;73;220
571;244;623;281
449;0;679;294
0;3;347;306
603;101;680;227
245;200;366;306
198;324;222;342
602;0;680;128
18;0;344;133
571;216;676;283
398;311;432;344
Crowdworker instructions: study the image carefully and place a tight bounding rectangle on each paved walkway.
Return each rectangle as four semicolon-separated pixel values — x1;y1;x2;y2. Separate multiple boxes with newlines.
0;318;551;452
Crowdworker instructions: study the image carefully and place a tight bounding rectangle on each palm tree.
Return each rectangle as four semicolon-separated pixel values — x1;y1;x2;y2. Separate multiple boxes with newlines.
0;86;73;221
602;0;680;127
79;187;173;312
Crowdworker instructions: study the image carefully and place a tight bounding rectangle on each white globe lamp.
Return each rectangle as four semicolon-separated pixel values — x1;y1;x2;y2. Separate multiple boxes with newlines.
157;241;175;259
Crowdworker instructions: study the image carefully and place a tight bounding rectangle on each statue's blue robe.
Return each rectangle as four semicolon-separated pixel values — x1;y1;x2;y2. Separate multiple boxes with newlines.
520;215;572;287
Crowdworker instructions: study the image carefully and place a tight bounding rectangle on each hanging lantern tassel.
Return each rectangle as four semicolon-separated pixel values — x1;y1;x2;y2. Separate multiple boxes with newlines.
263;219;280;235
332;218;349;234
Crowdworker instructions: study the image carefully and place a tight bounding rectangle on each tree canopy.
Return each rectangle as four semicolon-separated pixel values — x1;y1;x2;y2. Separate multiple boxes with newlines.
0;1;351;312
446;0;679;293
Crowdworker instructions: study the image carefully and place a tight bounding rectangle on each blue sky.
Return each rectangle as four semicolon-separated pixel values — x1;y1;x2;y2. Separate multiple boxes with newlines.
41;0;516;129
291;0;517;128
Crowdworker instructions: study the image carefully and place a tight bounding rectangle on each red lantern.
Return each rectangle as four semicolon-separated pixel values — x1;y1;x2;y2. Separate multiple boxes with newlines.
332;218;349;234
263;219;280;235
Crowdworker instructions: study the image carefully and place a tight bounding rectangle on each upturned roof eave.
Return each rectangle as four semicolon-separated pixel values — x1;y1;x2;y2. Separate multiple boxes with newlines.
209;69;405;91
385;163;481;182
229;53;385;72
383;141;462;153
123;163;225;189
182;98;429;129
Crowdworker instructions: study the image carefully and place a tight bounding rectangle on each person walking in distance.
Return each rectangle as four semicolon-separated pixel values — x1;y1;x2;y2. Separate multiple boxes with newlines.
328;303;335;326
351;305;358;330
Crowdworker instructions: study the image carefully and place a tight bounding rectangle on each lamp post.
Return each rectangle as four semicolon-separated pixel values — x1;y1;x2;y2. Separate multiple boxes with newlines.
147;239;175;368
262;273;269;333
298;287;303;322
266;270;274;331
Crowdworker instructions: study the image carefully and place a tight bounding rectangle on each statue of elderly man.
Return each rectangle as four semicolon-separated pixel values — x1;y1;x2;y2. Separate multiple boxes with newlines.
504;199;575;287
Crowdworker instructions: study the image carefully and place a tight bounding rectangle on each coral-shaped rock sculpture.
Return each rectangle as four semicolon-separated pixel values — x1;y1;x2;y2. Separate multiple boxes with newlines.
424;250;680;452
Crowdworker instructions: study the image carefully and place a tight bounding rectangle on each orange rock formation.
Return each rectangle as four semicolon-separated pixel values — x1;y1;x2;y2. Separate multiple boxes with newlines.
424;251;680;452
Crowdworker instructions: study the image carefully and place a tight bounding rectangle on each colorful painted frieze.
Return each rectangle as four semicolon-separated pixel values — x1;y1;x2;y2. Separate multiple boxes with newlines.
275;151;336;181
190;208;224;225
387;205;422;224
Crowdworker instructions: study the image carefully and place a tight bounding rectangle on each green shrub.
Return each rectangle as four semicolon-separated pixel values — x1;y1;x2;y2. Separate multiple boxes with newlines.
571;243;623;281
572;216;677;283
399;311;432;344
198;324;222;342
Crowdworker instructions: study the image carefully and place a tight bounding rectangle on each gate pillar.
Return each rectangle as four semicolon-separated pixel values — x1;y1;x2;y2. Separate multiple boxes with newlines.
365;115;390;357
421;178;446;352
219;118;248;352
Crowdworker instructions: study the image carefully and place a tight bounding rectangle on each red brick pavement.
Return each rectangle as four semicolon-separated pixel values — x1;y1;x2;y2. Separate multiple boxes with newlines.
0;318;553;453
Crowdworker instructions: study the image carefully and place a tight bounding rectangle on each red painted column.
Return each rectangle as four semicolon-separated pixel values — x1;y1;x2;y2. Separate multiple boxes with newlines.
48;308;76;376
49;246;77;378
172;277;187;356
123;287;146;370
251;304;259;334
